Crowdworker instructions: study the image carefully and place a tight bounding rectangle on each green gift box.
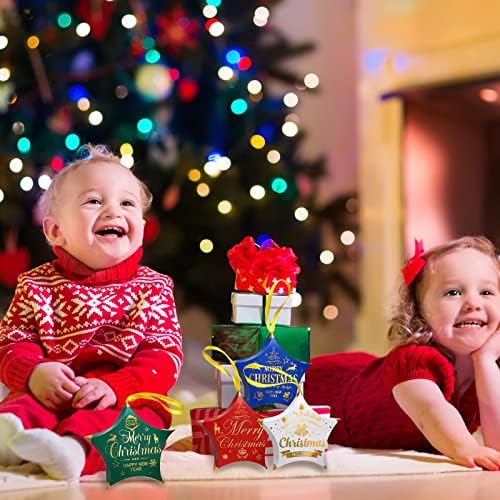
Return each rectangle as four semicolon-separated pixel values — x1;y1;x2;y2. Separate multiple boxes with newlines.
211;324;310;363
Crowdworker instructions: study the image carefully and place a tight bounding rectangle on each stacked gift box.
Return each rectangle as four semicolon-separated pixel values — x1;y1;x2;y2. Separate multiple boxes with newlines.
190;236;330;456
212;321;310;407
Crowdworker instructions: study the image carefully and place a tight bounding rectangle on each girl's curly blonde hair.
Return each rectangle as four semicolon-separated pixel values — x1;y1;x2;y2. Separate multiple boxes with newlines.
388;235;500;346
38;144;153;218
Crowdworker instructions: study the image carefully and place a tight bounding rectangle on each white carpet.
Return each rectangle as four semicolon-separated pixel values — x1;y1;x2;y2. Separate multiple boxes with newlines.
0;426;479;492
150;445;479;481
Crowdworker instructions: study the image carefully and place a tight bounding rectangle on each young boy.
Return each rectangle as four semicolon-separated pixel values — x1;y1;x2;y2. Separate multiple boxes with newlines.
0;145;183;480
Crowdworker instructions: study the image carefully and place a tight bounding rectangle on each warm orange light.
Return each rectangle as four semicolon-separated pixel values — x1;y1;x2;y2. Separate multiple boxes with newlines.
479;88;498;103
26;36;40;49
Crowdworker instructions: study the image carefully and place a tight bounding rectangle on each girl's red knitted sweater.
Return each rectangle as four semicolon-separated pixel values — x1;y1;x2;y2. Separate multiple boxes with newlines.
304;344;480;451
0;247;183;406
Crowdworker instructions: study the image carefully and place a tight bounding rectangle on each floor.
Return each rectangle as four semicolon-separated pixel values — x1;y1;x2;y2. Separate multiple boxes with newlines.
4;471;500;500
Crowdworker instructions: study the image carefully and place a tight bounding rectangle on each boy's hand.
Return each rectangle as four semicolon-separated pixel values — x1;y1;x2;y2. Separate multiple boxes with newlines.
72;378;117;410
28;362;83;410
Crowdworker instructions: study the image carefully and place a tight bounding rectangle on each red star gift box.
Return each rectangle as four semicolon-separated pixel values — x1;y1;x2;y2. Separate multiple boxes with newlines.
201;394;268;469
197;346;268;469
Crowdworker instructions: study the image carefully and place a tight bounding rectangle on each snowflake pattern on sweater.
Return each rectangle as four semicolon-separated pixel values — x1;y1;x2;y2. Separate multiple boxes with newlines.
0;262;183;374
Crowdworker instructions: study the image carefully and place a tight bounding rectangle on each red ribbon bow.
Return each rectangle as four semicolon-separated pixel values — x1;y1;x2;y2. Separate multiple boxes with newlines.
227;236;300;294
401;239;426;287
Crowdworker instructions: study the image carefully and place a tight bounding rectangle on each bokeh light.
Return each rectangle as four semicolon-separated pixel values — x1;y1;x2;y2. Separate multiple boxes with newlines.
230;98;248;115
294;207;309;221
120;154;134;168
0;67;11;81
120;143;134;156
323;305;339;320
197;183;210;197
188;169;202;182
51;156;64;171
283;92;299;107
319;250;335;264
38;174;52;190
137;117;154;134
225;49;241;64
26;36;40;49
218;66;234;81
88;110;103;126
17;137;31;154
9;158;23;173
77;97;90;111
12;122;25;135
57;13;72;28
145;49;161;64
267;150;280;164
340;230;356;246
271;177;287;194
121;14;137;29
200;239;214;253
250;134;265;149
248;80;262;94
249;185;265;200
203;5;217;18
208;20;224;37
304;72;320;88
20;176;34;192
217;200;232;214
75;22;91;37
282;121;299;137
65;133;80;150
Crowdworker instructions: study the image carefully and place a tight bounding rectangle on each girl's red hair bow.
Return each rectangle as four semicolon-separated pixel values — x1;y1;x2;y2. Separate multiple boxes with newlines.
401;239;426;286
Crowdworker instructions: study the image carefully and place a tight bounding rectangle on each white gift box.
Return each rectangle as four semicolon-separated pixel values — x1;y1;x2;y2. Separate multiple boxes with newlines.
231;291;299;325
266;293;294;326
215;364;305;409
231;292;263;324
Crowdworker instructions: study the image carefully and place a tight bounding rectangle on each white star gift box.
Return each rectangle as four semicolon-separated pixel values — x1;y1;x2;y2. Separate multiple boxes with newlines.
261;392;338;469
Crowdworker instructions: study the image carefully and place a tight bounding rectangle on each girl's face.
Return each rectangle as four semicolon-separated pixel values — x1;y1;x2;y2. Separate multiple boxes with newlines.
419;248;500;356
43;161;145;270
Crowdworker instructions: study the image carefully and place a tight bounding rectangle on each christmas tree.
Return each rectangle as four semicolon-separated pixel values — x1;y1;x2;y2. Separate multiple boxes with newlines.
0;0;358;320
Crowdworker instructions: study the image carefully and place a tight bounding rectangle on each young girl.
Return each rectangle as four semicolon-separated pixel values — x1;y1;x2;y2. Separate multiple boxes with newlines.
304;236;500;471
0;145;183;480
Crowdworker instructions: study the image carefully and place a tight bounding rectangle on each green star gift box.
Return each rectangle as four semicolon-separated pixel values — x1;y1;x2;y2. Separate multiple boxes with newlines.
87;392;182;486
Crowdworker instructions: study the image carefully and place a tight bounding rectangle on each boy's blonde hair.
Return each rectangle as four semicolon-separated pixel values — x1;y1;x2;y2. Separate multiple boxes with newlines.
388;235;500;346
38;144;153;218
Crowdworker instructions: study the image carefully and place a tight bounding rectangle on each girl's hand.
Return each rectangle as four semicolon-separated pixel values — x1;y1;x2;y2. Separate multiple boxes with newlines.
28;362;83;410
72;378;117;410
453;444;500;471
472;330;500;362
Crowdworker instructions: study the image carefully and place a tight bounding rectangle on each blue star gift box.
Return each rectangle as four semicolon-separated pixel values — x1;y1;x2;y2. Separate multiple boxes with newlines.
235;335;309;408
234;278;309;408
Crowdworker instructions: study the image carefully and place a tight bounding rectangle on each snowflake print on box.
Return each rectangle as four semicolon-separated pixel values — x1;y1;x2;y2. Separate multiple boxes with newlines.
201;394;268;469
261;391;338;469
234;336;309;408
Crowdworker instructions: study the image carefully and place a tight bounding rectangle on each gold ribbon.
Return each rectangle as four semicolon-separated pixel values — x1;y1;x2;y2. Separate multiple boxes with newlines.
264;278;292;336
126;392;183;416
202;345;242;393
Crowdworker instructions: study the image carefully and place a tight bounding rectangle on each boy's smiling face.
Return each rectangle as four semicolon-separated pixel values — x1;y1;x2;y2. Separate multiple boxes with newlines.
43;160;145;270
